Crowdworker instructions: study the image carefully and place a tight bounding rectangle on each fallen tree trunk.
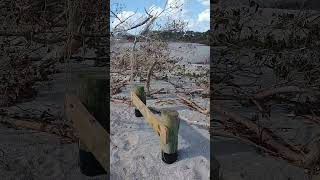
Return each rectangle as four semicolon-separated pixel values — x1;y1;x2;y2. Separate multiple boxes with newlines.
213;106;320;170
254;86;319;100
177;94;209;115
213;106;304;165
0;117;76;142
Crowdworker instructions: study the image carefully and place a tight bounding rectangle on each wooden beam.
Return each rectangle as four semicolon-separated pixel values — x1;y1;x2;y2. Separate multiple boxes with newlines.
65;94;109;172
131;91;168;144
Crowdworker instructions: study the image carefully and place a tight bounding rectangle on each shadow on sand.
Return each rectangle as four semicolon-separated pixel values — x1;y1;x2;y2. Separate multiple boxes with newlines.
177;120;210;161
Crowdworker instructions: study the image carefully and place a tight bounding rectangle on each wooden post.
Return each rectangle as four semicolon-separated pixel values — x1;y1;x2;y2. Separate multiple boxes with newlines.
160;110;180;164
133;86;146;117
65;94;109;174
77;71;108;176
130;91;168;144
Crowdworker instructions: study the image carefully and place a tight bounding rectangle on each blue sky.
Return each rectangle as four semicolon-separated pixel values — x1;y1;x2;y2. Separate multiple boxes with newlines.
110;0;209;34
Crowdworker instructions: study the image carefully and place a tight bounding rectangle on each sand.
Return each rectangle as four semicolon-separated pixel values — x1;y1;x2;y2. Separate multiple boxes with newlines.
0;59;108;179
212;5;320;179
0;126;108;180
110;42;211;179
110;102;210;180
3;38;316;180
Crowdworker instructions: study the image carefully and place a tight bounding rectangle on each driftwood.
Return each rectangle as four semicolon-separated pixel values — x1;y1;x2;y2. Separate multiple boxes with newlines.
177;94;209;115
214;106;303;164
0;0;106;106
212;128;279;156
0;117;76;142
111;98;131;105
111;79;128;95
214;106;320;169
150;88;165;95
211;5;320;176
155;99;176;106
254;86;319;100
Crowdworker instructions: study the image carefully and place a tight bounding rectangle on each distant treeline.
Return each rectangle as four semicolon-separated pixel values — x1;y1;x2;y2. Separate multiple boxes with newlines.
118;30;210;45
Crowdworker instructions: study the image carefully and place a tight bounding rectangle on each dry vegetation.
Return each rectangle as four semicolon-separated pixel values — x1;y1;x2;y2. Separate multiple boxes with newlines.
212;1;320;176
0;0;107;140
111;0;209;105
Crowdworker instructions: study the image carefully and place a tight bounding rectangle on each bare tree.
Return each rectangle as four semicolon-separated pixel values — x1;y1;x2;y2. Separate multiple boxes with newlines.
212;2;320;175
0;0;107;105
110;0;187;96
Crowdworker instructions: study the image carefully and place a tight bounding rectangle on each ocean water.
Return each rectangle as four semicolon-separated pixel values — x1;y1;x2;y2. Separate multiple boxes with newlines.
111;42;209;64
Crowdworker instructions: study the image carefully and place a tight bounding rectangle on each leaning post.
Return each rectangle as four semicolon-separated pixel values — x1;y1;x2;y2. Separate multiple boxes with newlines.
77;70;108;176
160;109;180;164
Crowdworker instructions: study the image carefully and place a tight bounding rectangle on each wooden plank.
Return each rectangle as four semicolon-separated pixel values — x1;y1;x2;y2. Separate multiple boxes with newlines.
65;94;109;172
74;71;108;176
131;91;168;144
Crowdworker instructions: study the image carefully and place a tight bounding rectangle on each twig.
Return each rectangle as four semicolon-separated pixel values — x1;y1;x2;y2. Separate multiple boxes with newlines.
177;94;209;115
150;88;166;95
254;86;319;100
111;98;131;105
0;117;76;142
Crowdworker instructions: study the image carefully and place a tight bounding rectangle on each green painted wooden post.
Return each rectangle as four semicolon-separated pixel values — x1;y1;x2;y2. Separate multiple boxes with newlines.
160;109;180;164
77;71;108;176
133;86;146;117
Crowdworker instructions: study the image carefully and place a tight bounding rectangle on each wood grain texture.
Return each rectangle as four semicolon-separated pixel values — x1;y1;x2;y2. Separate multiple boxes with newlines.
131;91;168;144
65;94;109;172
160;110;180;154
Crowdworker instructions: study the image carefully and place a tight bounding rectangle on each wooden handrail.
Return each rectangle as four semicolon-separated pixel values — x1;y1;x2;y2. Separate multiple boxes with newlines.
131;91;168;144
65;94;109;173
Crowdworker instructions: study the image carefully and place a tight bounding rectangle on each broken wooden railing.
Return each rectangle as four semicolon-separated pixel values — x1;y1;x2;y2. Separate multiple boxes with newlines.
131;86;180;164
65;71;108;176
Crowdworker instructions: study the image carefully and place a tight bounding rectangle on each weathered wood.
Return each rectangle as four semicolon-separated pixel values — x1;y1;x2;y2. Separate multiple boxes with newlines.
214;106;304;165
77;74;108;129
131;91;168;144
133;86;146;117
254;86;320;100
160;110;180;155
76;72;108;176
0;117;75;141
177;94;209;115
145;61;157;96
65;94;109;173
